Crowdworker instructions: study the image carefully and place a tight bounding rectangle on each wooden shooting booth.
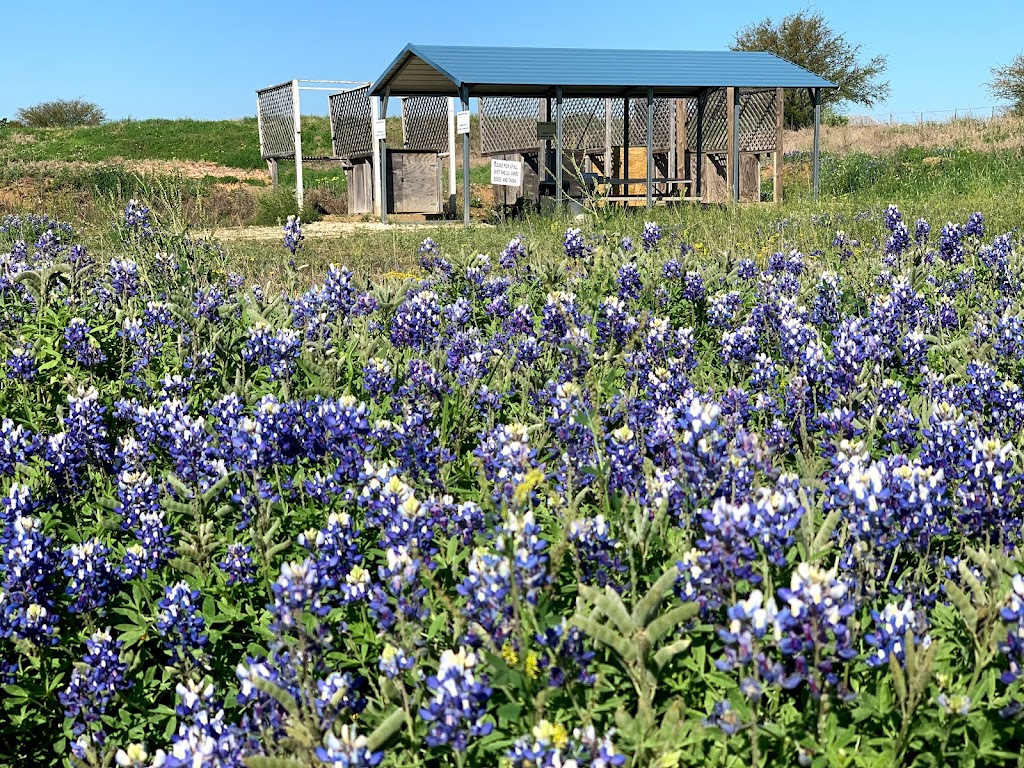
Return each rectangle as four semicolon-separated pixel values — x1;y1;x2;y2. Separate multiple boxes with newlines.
369;44;835;224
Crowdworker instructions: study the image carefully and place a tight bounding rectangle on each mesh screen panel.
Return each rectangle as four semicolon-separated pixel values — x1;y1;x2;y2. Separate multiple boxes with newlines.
257;83;295;159
401;97;449;152
330;85;373;160
479;97;542;155
686;90;778;153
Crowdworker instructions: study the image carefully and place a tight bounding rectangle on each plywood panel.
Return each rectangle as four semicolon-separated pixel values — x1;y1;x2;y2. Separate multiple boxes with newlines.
346;160;374;215
386;150;442;214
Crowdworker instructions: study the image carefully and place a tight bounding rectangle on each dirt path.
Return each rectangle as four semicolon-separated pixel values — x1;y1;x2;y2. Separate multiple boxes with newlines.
215;219;479;242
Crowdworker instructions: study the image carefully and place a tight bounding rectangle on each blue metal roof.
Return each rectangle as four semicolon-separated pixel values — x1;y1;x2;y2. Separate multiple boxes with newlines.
371;44;835;97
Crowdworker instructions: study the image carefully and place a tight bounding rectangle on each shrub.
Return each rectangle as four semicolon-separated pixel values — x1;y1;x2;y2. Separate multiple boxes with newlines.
16;98;106;128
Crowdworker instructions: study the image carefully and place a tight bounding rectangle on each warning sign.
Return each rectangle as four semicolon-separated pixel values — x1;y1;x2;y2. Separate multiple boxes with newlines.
490;159;523;187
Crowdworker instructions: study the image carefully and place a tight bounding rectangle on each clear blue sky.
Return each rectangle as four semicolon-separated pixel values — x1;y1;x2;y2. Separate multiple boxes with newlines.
3;0;1022;122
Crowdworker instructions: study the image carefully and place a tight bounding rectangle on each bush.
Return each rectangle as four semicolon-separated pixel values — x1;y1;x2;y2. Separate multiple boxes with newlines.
16;98;106;128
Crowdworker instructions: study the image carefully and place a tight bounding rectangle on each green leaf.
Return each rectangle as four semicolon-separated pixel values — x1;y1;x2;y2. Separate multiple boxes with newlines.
632;566;679;628
366;707;407;751
244;759;307;768
252;675;300;716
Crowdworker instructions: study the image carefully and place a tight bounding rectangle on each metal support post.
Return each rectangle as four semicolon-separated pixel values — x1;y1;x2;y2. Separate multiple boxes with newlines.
447;98;457;214
461;86;470;226
379;89;390;224
291;79;304;210
645;88;654;209
731;87;740;203
622;97;630;201
812;87;822;202
604;98;613;192
555;87;564;206
371;95;382;218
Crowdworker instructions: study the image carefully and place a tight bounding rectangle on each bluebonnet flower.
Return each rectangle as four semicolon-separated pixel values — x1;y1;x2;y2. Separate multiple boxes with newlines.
915;218;931;244
939;222;964;264
155;581;208;664
63;538;119;614
507;722;625;768
620;236;634;252
617;262;643;302
568;515;626;588
1;508;61;645
500;235;526;269
63;319;106;367
219;543;256;586
965;211;985;239
123;199;152;237
563;228;590;260
737;258;758;279
243;324;302;380
419;648;494;751
864;598;931;668
59;629;133;742
774;562;857;696
315;725;384;768
5;341;37;381
163;680;250;768
109;258;140;297
640;221;661;252
378;644;415;679
0;420;37;476
475;423;542;505
283;214;304;254
390;290;442;351
999;574;1024;685
362;357;395;402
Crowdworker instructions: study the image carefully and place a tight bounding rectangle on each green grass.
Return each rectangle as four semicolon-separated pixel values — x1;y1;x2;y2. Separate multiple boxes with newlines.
0;116;338;169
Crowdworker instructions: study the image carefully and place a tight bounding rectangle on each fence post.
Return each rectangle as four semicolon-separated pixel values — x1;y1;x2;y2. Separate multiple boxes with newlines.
371;96;382;218
447;98;457;214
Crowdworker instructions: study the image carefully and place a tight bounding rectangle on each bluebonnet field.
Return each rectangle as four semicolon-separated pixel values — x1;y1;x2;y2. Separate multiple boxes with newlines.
1;200;1024;768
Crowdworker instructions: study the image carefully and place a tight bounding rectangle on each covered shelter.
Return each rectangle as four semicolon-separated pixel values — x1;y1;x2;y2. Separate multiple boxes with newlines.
371;44;835;224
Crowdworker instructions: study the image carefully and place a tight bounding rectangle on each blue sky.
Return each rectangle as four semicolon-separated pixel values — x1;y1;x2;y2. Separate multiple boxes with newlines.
3;0;1022;122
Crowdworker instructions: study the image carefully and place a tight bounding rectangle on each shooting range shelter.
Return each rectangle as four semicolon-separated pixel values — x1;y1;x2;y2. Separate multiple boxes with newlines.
371;44;835;224
258;80;456;217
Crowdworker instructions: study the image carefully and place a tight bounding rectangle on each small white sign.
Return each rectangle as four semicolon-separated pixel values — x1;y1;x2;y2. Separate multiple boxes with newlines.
373;120;387;141
456;110;471;135
490;159;523;187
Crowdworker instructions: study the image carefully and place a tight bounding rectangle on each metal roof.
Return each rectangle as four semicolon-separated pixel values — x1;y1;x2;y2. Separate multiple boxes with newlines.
371;44;836;98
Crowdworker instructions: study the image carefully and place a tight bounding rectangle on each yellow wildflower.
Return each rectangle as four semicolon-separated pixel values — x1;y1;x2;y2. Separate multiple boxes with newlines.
524;651;540;680
512;468;545;507
501;642;519;666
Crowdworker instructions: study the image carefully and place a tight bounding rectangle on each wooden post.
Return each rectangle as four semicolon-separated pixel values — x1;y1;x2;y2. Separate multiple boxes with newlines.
675;98;687;197
773;88;784;203
291;79;304;210
269;159;279;189
695;91;705;200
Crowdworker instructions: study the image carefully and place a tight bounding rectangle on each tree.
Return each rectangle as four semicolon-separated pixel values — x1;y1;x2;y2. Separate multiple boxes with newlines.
16;98;105;128
988;54;1024;116
730;10;890;129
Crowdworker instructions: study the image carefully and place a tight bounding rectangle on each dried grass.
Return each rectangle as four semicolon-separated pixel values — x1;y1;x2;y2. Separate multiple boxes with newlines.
785;114;1024;154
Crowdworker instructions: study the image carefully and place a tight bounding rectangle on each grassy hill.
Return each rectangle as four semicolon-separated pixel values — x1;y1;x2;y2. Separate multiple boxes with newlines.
1;112;1023;229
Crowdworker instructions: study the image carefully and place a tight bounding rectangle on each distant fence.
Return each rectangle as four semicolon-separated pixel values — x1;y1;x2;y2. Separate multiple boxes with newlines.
844;105;1011;126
